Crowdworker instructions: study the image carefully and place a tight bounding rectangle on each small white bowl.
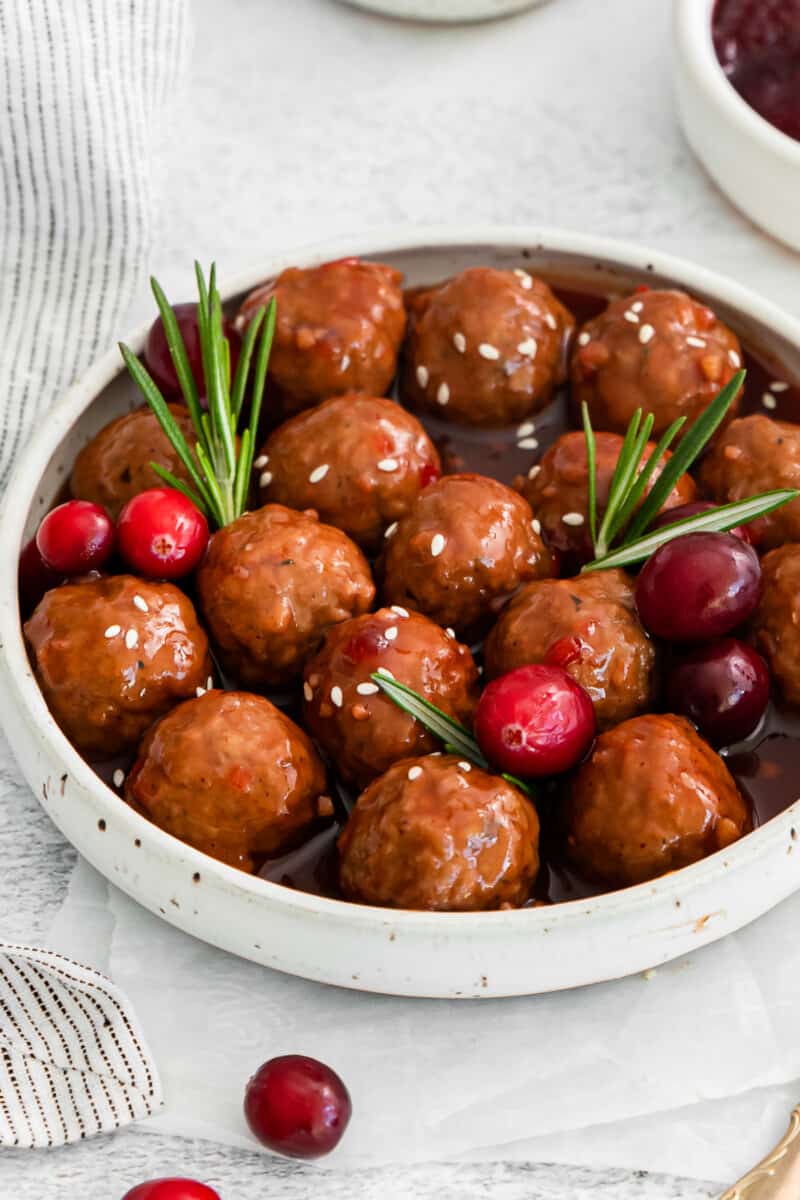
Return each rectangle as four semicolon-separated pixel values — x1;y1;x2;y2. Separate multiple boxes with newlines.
674;0;800;252
341;0;549;21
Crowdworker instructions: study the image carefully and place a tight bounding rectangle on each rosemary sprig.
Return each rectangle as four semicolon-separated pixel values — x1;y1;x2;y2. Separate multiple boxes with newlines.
371;672;536;799
119;263;276;528
580;369;797;570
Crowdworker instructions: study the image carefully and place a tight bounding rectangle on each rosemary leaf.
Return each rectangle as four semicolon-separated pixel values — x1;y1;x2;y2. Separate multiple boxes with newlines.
605;415;686;543
232;426;252;517
149;464;209;515
596;411;654;556
371;673;488;767
205;266;236;478
194;440;226;527
236;298;277;504
149;277;207;449
581;402;597;549
230;306;264;423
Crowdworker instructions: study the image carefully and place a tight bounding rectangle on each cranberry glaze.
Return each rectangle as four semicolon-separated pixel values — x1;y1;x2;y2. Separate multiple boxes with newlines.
713;0;800;142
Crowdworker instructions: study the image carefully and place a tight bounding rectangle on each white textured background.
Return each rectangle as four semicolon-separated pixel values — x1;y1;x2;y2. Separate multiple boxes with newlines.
2;0;799;1195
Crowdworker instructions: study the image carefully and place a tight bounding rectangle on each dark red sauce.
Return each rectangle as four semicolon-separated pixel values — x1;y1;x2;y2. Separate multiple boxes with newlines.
713;0;800;141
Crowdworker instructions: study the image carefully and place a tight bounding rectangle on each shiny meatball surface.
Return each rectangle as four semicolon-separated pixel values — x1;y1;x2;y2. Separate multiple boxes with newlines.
303;607;479;789
519;430;697;562
24;575;212;758
700;414;800;550
751;544;800;705
484;570;657;729
380;473;553;635
565;714;749;888
571;289;742;439
236;259;405;417
125;690;327;872
258;394;440;552
402;267;574;427
196;505;374;689
338;755;540;911
70;404;196;520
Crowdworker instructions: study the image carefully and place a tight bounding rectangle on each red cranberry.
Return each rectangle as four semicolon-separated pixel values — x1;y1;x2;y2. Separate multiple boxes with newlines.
651;500;751;544
36;500;115;575
121;1180;220;1200
665;638;770;747
341;626;388;663
636;532;761;643
18;536;62;615
244;1054;352;1159
144;301;240;402
474;664;596;777
117;488;209;579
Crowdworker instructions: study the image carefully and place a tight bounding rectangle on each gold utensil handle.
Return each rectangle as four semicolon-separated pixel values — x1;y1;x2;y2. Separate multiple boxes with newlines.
721;1108;800;1198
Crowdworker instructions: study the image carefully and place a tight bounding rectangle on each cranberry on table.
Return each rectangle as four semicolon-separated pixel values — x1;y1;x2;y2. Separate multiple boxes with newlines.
144;301;240;401
117;487;209;579
474;664;596;777
665;639;770;747
35;499;115;575
244;1054;351;1159
651;500;752;545
121;1180;220;1200
635;532;761;643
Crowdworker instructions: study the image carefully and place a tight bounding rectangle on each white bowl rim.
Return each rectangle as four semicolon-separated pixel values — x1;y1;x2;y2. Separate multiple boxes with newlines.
4;221;800;939
675;0;800;166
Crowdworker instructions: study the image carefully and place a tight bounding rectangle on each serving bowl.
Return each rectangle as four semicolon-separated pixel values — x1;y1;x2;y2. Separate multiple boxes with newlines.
341;0;549;22
3;225;800;999
674;0;800;252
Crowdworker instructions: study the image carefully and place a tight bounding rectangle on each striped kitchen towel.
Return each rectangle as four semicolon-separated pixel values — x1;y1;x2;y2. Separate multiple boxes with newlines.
0;944;163;1147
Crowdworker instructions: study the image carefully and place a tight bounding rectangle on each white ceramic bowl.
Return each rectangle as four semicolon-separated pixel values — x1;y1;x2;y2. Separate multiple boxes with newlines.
674;0;800;252
342;0;549;21
4;225;800;1000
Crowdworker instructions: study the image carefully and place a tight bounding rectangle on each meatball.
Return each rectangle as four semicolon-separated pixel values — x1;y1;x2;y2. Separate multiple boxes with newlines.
258;394;440;552
236;258;405;417
402;266;574;427
196;505;374;689
571;289;742;439
125;690;327;872
518;430;697;561
699;414;800;550
24;575;212;758
751;544;800;705
564;714;749;888
303;608;479;789
70;404;196;519
338;755;540;911
380;474;553;635
484;569;657;729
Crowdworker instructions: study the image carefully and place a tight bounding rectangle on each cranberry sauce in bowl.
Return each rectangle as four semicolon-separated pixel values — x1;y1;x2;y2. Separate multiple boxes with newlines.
713;0;800;141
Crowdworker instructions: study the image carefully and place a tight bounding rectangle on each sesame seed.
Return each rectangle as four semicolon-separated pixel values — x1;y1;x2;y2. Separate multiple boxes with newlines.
384;521;398;539
125;629;138;650
623;310;640;324
437;382;450;406
762;392;778;410
631;300;644;313
517;437;539;450
104;625;121;638
303;682;314;702
390;605;409;618
517;421;536;438
517;338;538;358
408;765;423;781
259;470;273;488
376;667;395;679
544;313;558;330
309;464;329;483
330;686;343;708
431;533;446;557
384;626;399;641
453;331;466;353
639;324;655;345
729;350;742;368
478;343;500;360
577;331;591;346
206;676;213;690
356;682;379;695
139;688;146;697
532;518;541;535
377;458;399;472
562;512;585;526
527;464;541;480
686;335;707;348
132;595;148;613
254;454;269;469
514;269;533;289
113;769;124;788
771;381;790;392
445;627;456;639
458;761;472;772
340;353;351;372
416;364;429;388
195;686;206;697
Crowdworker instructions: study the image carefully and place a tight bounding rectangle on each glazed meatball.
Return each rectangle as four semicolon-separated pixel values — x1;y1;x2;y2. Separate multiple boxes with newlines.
70;404;196;519
303;608;479;789
338;755;540;911
196;505;374;689
24;575;212;758
125;690;328;872
700;414;800;550
564;714;749;888
518;430;697;561
751;544;800;704
571;289;742;439
484;570;657;729
236;258;405;417
402;267;574;427
258;394;440;552
380;474;553;635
